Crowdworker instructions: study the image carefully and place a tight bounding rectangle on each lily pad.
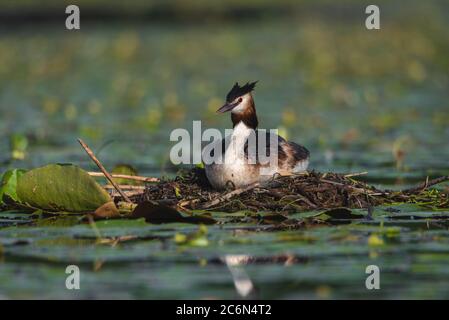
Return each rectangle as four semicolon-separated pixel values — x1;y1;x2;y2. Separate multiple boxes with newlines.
16;164;114;213
0;169;26;205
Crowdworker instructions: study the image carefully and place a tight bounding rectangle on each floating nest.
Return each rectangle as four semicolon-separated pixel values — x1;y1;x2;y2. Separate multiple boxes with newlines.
131;168;449;213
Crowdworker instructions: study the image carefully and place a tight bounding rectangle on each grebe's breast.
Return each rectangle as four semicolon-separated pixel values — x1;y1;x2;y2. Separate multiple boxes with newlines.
203;122;258;189
203;123;310;189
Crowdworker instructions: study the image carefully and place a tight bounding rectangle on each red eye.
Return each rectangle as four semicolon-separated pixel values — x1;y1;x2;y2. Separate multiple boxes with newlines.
238;98;243;102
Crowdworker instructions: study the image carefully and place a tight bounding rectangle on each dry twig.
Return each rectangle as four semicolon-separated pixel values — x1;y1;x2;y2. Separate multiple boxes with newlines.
88;171;159;183
201;182;260;209
402;176;449;194
77;138;132;203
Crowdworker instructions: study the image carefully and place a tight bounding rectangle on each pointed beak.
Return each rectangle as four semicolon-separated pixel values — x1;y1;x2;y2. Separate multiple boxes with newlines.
217;101;238;113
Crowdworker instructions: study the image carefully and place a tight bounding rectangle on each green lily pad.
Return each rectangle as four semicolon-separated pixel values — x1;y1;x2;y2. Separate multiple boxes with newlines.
16;164;114;213
0;169;26;205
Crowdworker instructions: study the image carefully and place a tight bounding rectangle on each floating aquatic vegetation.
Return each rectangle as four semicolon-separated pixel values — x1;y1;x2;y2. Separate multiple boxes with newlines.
0;168;26;205
1;164;118;217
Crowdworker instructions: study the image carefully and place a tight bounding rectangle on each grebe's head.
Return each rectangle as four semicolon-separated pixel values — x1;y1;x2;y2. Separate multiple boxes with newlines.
217;81;258;114
217;81;259;129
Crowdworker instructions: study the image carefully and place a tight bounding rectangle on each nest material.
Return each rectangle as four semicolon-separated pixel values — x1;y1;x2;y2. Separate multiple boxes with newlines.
133;168;448;213
78;138;448;214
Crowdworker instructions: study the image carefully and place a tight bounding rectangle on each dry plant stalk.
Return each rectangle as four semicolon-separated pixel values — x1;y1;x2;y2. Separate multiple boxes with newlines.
77;138;132;203
88;172;159;183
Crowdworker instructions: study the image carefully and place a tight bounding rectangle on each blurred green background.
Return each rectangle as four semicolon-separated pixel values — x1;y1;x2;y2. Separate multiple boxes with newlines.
0;0;449;299
0;0;448;183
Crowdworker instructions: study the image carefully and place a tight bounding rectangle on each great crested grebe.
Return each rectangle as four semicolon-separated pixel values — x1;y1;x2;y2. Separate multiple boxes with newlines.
202;81;310;190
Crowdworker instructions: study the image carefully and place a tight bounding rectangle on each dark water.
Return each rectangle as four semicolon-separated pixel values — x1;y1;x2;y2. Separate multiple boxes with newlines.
0;1;448;299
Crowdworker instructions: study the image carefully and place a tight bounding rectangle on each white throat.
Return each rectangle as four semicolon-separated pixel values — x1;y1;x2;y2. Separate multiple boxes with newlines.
225;121;252;162
230;121;252;139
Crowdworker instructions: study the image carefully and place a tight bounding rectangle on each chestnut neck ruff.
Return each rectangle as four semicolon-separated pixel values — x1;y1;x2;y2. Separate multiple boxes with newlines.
231;98;258;129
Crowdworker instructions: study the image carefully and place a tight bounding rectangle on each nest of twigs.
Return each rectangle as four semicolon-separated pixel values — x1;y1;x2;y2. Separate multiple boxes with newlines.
77;139;447;214
132;168;448;213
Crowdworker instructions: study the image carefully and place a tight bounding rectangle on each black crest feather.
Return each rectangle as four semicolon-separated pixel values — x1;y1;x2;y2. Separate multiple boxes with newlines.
226;81;258;102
